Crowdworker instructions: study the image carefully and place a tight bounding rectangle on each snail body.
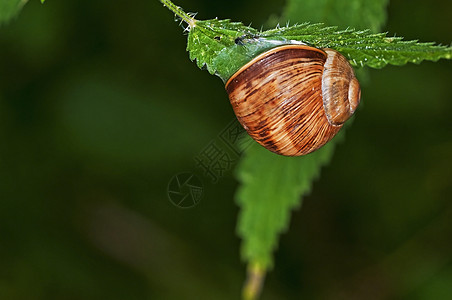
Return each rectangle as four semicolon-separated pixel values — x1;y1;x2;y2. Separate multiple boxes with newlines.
225;44;361;156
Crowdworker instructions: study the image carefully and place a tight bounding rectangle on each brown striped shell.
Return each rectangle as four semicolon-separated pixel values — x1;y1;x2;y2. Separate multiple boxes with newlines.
225;44;361;156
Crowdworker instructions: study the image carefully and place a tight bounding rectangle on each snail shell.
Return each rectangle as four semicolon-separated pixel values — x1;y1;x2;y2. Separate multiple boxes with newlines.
225;44;361;156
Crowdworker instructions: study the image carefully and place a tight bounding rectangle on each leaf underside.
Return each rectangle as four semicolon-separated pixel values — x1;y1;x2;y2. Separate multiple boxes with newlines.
236;133;343;269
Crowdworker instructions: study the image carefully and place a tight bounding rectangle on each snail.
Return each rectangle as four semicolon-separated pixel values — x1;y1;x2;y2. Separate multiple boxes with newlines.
225;44;361;156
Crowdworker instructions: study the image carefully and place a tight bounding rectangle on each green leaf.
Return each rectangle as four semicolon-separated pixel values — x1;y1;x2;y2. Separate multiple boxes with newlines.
236;133;342;270
0;0;28;25
160;1;451;81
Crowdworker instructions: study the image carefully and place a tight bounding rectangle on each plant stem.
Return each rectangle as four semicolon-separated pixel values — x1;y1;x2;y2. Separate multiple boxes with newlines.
242;263;266;300
159;0;196;27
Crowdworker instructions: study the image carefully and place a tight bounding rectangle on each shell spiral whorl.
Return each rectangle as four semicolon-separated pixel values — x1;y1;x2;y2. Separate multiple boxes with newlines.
225;44;361;156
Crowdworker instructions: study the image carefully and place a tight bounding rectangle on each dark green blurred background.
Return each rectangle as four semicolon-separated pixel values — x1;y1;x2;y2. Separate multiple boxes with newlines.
0;0;451;299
